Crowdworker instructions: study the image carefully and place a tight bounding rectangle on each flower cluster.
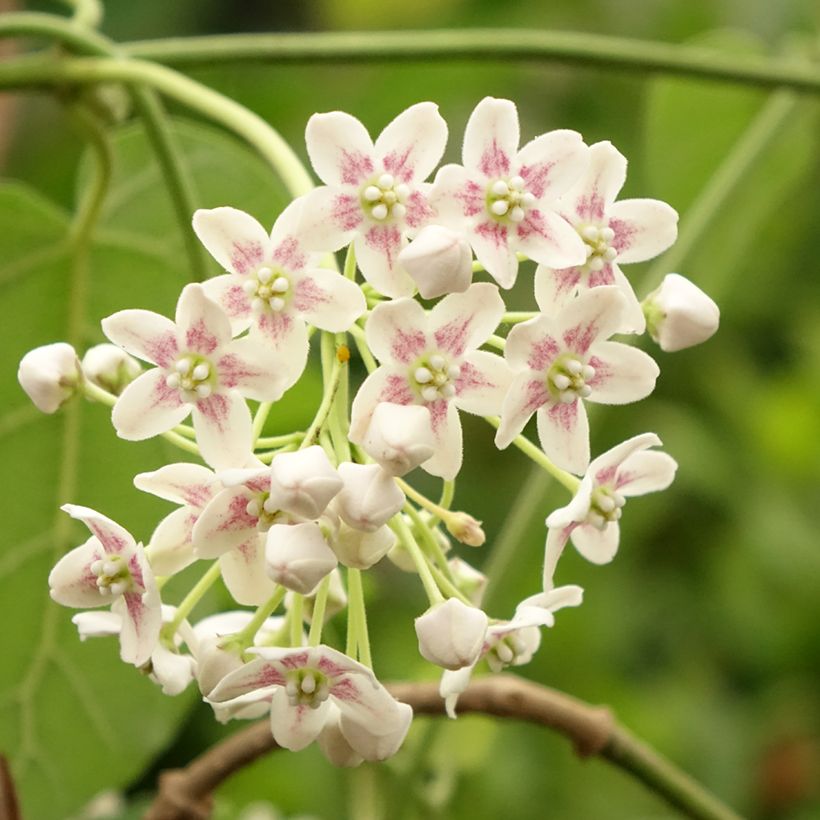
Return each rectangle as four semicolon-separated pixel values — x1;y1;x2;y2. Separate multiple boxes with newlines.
20;97;718;764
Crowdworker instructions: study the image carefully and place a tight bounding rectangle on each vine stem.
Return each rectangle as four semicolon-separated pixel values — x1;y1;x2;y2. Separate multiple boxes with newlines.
163;561;222;639
144;675;743;820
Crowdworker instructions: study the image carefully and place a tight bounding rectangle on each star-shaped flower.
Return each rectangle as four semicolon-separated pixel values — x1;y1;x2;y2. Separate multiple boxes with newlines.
299;102;448;297
535;140;678;332
350;282;512;480
495;286;659;475
430;96;589;289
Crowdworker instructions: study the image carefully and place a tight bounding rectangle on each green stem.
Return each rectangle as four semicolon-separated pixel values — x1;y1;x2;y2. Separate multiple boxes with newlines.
485;334;506;351
164;561;222;637
251;402;273;443
289;594;304;646
302;339;344;447
502;311;538;324
427;561;471;605
402;502;454;583
438;480;455;511
117;28;820;94
348;323;378;373
307;575;331;647
396;477;450;519
234;585;286;648
347;568;372;667
254;431;304;449
389;515;444;605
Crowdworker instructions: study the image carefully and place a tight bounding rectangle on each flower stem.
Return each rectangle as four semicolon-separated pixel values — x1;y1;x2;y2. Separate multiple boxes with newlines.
348;323;378;373
402;502;454;583
346;568;372;668
485;334;506;351
163;560;222;638
288;593;304;646
389;515;445;605
254;431;304;449
251;402;273;444
395;477;450;519
307;575;331;647
302;336;344;448
234;585;286;648
502;311;538;324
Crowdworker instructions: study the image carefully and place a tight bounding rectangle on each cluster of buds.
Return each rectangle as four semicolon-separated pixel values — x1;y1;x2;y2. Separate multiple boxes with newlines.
20;97;718;764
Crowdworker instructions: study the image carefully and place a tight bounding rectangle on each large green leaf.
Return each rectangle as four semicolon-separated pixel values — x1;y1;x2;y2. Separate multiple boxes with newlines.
0;117;302;819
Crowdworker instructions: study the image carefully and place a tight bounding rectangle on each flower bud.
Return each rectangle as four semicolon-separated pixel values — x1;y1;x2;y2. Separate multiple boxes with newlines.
362;403;436;476
414;598;488;670
195;635;246;696
265;522;338;594
334;463;404;532
81;343;141;395
18;342;81;413
399;225;473;299
448;557;488;606
445;511;485;547
267;446;343;520
330;522;395;570
643;273;720;352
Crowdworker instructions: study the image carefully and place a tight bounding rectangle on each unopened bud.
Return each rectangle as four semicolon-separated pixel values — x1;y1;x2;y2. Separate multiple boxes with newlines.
334;463;404;532
81;343;141;395
195;636;245;696
267;446;343;519
330;521;395;570
265;522;338;594
18;342;81;413
447;557;488;606
362;403;436;476
643;273;720;352
398;225;473;299
414;598;488;670
445;511;485;547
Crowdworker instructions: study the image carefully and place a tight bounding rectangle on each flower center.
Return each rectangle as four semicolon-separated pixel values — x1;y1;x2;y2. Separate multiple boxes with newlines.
165;354;214;400
486;175;536;223
242;265;291;314
586;485;626;529
488;632;529;669
361;173;410;222
245;492;290;532
284;668;330;709
546;355;595;403
90;553;134;597
411;353;461;404
579;224;617;272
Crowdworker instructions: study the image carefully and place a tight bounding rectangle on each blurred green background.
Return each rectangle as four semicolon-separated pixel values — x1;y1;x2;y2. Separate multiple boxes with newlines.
1;0;819;818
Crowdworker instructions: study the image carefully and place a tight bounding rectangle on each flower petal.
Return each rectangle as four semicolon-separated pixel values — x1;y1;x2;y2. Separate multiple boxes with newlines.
200;274;253;336
588;433;662;485
292;267;366;332
354;226;414;298
429;163;485;228
608;198;678;264
253;311;310;390
218;337;291;402
306;111;376;187
430;282;505;357
471;219;517;288
587;341;659;405
61;504;136;554
48;537;105;608
494;371;548;449
557;285;628;356
111;369;190;441
339;700;413;761
270;687;330;751
570;521;620;564
536;399;590;475
611;264;646;333
114;564;161;667
533;264;584;316
191;207;270;276
101;309;179;368
542;522;573;589
560;140;627;222
422;400;463;480
366;298;428;365
145;507;198;576
516;129;588;202
192;486;257;559
175;283;232;356
616;450;677;497
219;536;276;606
454;350;511;416
375;101;448;183
349;366;415;443
134;462;220;508
208;656;288;702
463;97;519;178
514;208;587;270
504;314;561;372
295;187;362;252
192;392;254;471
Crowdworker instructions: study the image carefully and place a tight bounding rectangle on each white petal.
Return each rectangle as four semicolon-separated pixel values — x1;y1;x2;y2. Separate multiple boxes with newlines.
150;643;195;695
317;705;364;767
354;226;414;299
504;314;561;373
616;450;678;497
428;163;484;229
454;350;512;417
111;369;190;441
292;268;366;332
134;462;220;507
72;610;122;639
349;366;415;443
192;486;257;559
533;263;583;316
251;312;310;391
470;219;518;288
175;283;232;356
114;557;161;666
48;537;105;608
192;206;270;276
415;598;488;670
365;297;428;365
516;129;588;202
219;537;276;606
421;400;463;480
536;399;590;475
208;656;287;702
513;208;587;270
334;463;404;532
218;336;291;402
191;392;254;471
587;341;659;405
439;666;475;719
556;285;628;356
611;263;646;333
494;370;548;449
361;402;436;477
588;433;663;485
559;140;627;222
375;101;448;183
542;522;573;589
60;504;136;554
269;688;329;751
305;111;375;187
101;309;179;368
200;274;253;336
608;198;678;264
463;97;519;177
570;522;620;564
145;507;198;576
430;282;505;357
339;700;413;761
294;186;361;252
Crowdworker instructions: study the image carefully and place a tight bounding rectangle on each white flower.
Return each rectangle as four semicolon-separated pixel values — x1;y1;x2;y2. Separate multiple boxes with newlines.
350;282;512;479
644;273;720;352
398;225;473;299
415;597;489;670
333;463;404;532
265;521;338;594
299;102;448;297
430;96;588;288
536;141;679;332
17;342;81;413
495;286;659;475
208;645;412;760
49;504;161;667
266;446;344;520
361;402;436;477
102;283;287;469
192;201;365;379
328;519;396;570
543;434;677;582
81;343;141;395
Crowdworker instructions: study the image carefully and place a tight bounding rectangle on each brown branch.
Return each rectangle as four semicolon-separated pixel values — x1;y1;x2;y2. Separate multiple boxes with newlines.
145;675;743;820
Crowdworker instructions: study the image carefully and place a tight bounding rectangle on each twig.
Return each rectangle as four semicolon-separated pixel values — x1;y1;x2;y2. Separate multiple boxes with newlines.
145;675;743;820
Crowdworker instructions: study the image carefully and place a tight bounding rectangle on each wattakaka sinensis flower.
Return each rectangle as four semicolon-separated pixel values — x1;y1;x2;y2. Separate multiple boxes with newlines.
495;286;659;475
350;282;512;480
300;102;448;297
430;96;589;289
643;272;720;352
49;504;161;667
17;341;82;413
192;201;365;375
208;645;412;761
536;140;679;332
102;283;287;469
543;434;677;585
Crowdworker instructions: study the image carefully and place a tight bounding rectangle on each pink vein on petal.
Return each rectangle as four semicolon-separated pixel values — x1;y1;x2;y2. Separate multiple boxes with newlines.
258;310;294;344
382;147;415;183
390;329;426;364
272;236;306;271
588;265;615;287
427;399;449;433
332;193;363;232
596;465;618;486
185;319;219;356
364;224;402;270
585;354;611;390
380;374;414;405
404;190;434;230
562;321;598;355
528;335;560;372
196;393;231;433
222;284;251;319
523;378;549;413
575;192;606;222
516;209;550;242
476;220;508;249
217;353;264;390
230;241;264;276
329;676;361;702
141;331;178;369
455;180;485;218
455;360;493;394
340;150;374;186
434;316;472;357
608;218;637;253
479;139;510;178
520;161;554;199
87;523;130;555
218;492;257;533
546;399;578;433
293;277;331;313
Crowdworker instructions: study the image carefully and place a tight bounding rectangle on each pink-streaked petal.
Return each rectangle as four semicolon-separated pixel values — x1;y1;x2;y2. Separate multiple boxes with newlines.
365;298;428;365
463;97;519;178
191;207;269;276
111;369;190;441
218;337;291;402
557;285;628;356
219;536;276;606
145;507;198;576
587;341;659;405
48;537;106;608
533;263;583;316
101;310;178;368
505;315;561;373
404;186;436;233
270;687;329;751
175;283;232;356
514;208;587;270
421;400;463;480
354;225;414;298
611;264;646;333
516;129;587;202
134;462;220;508
267;199;311;270
192;486;257;559
339;699;413;761
61;504;136;555
570;521;620;564
616;450;677;497
375;101;448;184
296;186;362;252
192;392;254;471
250;315;309;392
306;111;375;186
607;198;678;264
430;282;505;357
560;140;627;223
542;525;570;588
349;367;414;443
200;274;253;336
494;371;548;449
114;561;161;666
453;350;512;416
291;268;366;332
429;163;484;228
589;433;662;485
208;657;288;702
536;399;590;476
472;219;517;288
